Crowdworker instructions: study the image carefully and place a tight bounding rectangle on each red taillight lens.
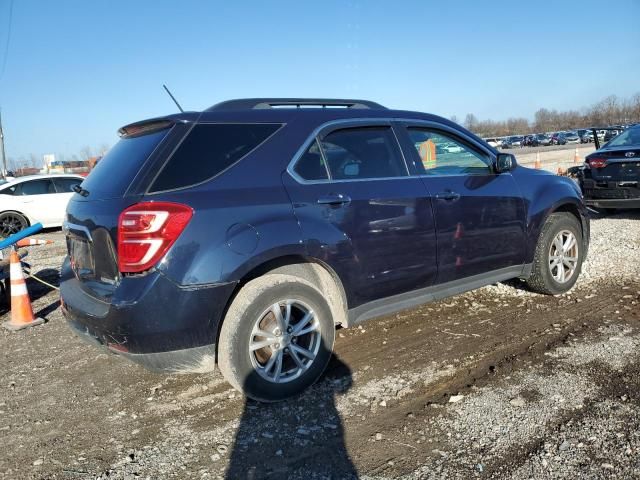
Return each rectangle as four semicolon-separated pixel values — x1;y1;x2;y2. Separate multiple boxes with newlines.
118;202;193;273
588;157;607;169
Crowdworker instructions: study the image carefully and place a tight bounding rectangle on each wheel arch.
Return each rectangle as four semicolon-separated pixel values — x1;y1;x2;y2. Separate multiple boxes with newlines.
214;254;349;360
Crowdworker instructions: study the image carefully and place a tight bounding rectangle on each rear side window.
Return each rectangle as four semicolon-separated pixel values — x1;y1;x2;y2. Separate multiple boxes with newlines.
82;128;169;198
150;123;281;192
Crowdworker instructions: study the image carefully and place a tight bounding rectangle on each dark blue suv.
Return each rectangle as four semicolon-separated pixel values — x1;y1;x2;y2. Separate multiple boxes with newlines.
61;98;589;401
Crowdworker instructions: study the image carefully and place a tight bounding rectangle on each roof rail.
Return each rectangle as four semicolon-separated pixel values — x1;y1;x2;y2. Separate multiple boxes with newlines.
206;98;386;111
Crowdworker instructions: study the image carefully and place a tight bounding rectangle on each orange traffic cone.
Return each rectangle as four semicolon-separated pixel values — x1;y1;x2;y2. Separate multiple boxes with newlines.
534;152;542;169
15;238;53;247
2;250;44;331
573;148;580;164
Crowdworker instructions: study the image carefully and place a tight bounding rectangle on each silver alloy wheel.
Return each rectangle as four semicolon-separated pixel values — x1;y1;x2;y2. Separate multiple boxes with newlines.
249;299;321;384
548;229;579;284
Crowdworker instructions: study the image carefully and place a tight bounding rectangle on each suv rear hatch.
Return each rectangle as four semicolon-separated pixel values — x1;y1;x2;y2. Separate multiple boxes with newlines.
64;115;283;300
64;119;186;300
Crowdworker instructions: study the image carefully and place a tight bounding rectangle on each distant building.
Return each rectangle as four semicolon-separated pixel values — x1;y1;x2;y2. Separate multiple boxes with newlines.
43;154;56;168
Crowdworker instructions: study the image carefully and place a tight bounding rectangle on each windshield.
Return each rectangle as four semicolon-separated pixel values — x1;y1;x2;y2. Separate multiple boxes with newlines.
606;127;640;148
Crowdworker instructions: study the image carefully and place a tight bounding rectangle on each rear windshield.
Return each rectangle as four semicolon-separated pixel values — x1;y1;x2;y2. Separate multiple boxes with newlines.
149;123;281;192
81;128;169;198
606;127;640;148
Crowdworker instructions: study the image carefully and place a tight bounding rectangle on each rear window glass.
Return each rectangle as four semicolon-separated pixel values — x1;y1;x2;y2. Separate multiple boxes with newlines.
606;127;640;147
81;128;169;198
150;123;281;192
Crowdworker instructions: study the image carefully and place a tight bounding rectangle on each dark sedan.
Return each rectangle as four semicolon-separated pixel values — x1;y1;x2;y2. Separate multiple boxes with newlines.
575;125;640;211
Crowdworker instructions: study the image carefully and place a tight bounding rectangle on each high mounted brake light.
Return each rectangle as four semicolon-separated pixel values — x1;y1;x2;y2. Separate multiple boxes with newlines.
118;202;193;273
588;157;607;169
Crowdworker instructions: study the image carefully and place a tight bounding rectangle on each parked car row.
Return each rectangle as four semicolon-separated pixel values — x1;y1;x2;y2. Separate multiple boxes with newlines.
483;124;639;150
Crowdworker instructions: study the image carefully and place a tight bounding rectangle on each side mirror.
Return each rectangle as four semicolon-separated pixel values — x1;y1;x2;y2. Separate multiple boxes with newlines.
495;153;516;173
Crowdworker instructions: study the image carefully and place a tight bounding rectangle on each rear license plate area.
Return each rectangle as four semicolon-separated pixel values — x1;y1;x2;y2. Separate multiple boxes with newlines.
68;236;95;279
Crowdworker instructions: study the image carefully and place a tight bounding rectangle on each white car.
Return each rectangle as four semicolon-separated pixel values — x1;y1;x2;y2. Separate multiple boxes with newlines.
0;174;84;236
483;138;501;148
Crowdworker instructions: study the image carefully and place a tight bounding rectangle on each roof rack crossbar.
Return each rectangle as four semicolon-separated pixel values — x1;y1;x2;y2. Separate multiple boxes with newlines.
207;98;386;111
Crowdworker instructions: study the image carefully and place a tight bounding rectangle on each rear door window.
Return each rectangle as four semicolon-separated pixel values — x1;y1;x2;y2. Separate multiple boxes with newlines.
319;127;407;180
293;140;329;181
81;128;169;198
18;179;57;195
150;123;282;192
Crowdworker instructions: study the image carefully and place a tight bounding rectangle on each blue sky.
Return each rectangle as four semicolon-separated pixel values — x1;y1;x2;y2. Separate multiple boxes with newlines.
1;0;639;160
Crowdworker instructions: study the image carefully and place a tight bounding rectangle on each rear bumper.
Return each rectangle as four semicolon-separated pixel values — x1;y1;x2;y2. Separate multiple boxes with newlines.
585;197;640;209
582;181;640;209
60;257;237;373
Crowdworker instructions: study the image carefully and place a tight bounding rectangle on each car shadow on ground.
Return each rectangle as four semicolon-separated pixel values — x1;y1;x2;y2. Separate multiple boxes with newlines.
225;354;358;479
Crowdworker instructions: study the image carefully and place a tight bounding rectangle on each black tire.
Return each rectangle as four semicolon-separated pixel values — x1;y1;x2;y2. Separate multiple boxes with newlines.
525;213;584;295
218;274;335;402
0;211;28;238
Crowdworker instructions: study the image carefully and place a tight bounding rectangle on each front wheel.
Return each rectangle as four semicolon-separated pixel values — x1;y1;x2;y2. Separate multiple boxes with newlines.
525;213;584;295
0;211;28;238
218;274;335;402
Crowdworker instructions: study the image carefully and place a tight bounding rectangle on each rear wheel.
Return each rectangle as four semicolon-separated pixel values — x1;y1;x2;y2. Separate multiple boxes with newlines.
218;274;335;402
525;213;584;295
0;212;28;238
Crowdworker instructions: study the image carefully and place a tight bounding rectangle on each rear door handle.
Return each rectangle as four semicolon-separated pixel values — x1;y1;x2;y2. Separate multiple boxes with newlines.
434;191;461;201
317;193;351;205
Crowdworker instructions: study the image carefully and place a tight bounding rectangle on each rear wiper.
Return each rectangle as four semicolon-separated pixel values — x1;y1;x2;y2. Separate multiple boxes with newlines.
72;184;90;197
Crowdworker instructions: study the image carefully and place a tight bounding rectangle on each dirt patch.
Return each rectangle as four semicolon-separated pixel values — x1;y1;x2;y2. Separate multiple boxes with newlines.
0;215;639;479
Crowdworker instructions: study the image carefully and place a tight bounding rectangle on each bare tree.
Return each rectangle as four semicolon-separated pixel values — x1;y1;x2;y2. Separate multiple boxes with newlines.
29;153;40;168
464;113;478;131
98;143;110;156
463;92;640;137
80;146;93;161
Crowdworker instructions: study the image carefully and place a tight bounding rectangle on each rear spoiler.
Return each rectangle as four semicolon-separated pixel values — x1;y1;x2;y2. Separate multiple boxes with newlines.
118;112;199;138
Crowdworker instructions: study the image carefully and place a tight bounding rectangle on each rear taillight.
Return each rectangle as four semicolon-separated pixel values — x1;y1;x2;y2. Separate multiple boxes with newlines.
117;202;193;273
588;157;608;169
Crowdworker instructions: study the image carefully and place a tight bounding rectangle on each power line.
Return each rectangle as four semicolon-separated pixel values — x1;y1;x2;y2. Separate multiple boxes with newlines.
0;0;15;83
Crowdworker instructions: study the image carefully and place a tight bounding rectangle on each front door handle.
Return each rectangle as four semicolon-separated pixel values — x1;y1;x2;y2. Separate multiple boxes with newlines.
434;191;461;201
317;193;351;206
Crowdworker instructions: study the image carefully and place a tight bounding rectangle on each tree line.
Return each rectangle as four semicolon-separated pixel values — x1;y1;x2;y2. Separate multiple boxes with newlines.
458;93;640;137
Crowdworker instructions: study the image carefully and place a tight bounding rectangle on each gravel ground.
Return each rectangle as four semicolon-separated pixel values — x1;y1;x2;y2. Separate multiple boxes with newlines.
0;210;638;479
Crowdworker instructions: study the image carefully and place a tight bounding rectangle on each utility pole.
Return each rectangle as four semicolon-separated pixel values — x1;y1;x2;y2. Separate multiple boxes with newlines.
0;109;6;180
